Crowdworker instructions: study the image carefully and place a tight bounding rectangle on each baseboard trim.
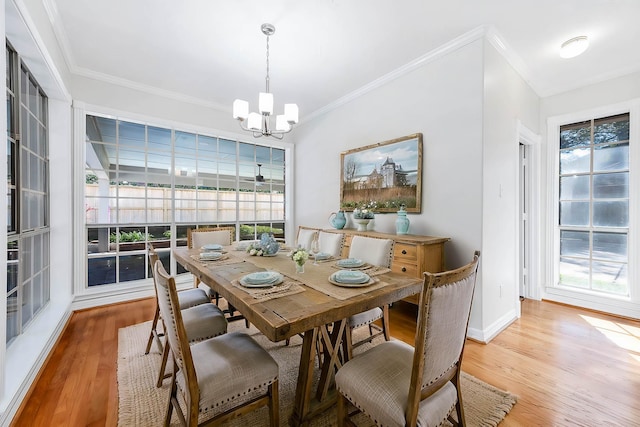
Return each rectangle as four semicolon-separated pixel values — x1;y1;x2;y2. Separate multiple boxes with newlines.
72;288;156;311
467;308;518;344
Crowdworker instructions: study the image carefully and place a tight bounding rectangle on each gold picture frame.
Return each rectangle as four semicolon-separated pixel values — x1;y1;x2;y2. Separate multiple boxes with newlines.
340;133;422;213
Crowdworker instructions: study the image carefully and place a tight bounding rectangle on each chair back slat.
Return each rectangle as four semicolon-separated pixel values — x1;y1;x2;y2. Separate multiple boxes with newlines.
318;231;345;257
188;226;235;249
153;260;198;397
296;226;319;250
349;235;394;268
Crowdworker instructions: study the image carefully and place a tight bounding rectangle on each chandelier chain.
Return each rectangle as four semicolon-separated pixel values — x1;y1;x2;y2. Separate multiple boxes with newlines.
265;34;270;93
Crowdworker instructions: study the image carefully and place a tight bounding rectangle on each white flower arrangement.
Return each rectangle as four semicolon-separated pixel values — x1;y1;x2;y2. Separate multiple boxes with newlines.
353;201;377;219
246;242;266;256
289;247;309;266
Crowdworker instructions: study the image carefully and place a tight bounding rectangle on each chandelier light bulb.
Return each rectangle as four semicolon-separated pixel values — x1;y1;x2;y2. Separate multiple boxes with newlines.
560;36;589;59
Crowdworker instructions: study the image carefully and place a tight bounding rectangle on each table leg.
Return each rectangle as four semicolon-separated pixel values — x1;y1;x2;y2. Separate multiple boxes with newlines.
290;328;318;427
290;320;350;426
316;319;346;402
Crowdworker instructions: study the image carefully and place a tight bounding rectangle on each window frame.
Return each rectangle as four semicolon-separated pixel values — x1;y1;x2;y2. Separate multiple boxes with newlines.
545;101;640;317
78;108;294;292
5;42;50;345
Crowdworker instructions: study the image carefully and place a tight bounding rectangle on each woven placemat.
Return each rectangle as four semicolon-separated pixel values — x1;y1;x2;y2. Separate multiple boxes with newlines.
190;253;246;267
230;275;305;301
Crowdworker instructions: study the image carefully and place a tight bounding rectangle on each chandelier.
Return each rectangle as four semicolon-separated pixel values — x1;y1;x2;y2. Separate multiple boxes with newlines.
232;23;299;139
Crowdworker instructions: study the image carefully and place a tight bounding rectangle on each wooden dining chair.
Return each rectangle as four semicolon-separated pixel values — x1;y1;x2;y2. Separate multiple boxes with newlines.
187;226;235;250
336;251;481;427
153;260;280;427
318;231;345;257
146;245;228;387
187;226;235;289
145;243;213;354
187;226;248;326
296;226;319;250
344;235;394;358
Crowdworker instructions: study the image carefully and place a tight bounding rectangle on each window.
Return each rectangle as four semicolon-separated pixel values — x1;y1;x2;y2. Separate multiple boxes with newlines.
5;43;50;345
557;113;629;296
85;114;286;287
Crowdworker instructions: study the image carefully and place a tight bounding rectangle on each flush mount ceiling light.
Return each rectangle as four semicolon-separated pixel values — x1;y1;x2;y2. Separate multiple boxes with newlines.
560;36;589;59
232;23;299;140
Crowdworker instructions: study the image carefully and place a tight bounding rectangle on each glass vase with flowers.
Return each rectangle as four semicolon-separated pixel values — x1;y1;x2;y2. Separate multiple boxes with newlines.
289;247;309;273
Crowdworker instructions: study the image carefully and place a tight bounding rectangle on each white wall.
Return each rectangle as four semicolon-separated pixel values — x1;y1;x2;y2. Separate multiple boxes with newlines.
293;37;541;340
481;40;539;338
293;39;487;332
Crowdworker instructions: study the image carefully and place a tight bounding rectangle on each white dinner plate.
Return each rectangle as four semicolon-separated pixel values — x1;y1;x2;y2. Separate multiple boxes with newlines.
336;258;365;268
202;243;223;251
331;270;370;284
241;271;282;285
328;272;374;288
199;252;223;261
240;271;284;288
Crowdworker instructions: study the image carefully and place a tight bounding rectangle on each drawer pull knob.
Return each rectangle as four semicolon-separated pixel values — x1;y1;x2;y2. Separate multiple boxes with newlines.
402;250;407;255
402;267;407;272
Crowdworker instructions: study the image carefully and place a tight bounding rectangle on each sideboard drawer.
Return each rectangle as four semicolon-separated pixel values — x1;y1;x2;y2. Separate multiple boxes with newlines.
391;261;418;277
393;243;417;262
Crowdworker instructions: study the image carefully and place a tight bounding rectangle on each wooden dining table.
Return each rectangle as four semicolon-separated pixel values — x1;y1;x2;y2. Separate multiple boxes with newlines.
173;246;423;426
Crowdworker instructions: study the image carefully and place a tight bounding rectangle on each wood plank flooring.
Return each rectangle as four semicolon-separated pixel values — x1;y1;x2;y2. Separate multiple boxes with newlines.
11;298;640;426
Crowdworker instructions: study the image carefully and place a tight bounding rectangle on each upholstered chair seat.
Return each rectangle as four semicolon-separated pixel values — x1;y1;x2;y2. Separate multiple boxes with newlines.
348;307;383;329
176;331;279;417
336;341;458;427
177;288;211;309
181;303;228;343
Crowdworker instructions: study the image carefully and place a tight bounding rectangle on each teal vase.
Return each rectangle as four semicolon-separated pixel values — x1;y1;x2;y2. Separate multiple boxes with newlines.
395;205;410;235
329;211;347;229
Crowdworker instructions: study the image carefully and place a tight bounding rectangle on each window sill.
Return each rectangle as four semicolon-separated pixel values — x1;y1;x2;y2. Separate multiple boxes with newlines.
544;286;640;319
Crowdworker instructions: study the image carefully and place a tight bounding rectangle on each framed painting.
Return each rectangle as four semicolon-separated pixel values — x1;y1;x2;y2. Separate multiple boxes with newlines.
340;133;422;213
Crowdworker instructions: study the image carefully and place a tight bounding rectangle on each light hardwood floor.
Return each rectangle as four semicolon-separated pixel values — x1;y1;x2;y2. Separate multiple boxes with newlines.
11;298;640;426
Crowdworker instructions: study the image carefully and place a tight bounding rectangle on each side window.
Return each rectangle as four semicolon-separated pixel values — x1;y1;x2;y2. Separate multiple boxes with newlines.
6;43;51;345
557;113;629;296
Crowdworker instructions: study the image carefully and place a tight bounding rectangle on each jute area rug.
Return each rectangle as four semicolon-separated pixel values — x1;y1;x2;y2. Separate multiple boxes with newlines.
118;321;516;426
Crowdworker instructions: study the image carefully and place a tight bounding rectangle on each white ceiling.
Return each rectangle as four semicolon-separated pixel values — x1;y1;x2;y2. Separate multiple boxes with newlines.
46;0;640;120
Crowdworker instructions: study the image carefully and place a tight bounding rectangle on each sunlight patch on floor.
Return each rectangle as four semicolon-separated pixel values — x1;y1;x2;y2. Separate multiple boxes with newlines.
580;314;640;357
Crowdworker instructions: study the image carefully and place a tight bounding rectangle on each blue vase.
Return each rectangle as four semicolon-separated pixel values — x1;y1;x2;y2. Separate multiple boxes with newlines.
395;205;410;235
329;211;347;229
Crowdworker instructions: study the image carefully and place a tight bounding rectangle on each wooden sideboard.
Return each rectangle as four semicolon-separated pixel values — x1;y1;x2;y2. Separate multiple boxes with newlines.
322;229;450;305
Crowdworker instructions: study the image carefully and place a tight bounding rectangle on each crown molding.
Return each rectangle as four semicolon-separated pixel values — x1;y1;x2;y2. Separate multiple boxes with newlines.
72;65;230;111
8;0;71;101
484;26;541;96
